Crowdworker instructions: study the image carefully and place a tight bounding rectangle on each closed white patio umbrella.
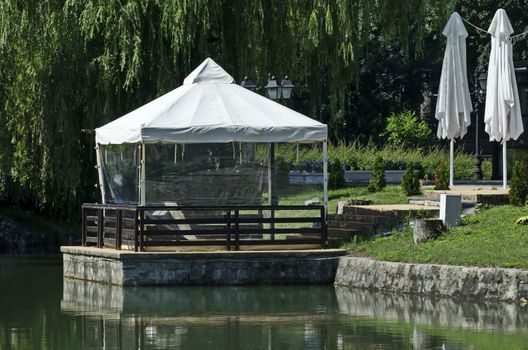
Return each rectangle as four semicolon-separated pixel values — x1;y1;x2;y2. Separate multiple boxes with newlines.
435;12;473;187
484;9;524;189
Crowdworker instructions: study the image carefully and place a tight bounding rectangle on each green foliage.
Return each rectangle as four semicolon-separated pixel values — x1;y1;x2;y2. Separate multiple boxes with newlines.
328;161;345;189
509;161;528;206
368;155;386;193
348;205;528;269
275;141;489;181
383;110;434;149
0;1;451;219
401;165;421;196
434;161;449;190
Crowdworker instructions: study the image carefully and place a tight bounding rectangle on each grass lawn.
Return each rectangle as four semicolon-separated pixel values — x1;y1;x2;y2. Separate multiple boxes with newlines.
347;205;528;269
278;184;408;213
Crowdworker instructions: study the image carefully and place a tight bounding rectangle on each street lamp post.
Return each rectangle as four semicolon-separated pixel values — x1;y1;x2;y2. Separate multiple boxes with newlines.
263;74;295;103
240;72;296;230
474;71;487;180
240;76;257;92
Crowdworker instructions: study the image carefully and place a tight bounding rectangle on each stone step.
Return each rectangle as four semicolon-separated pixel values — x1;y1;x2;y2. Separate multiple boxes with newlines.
407;197;476;208
342;206;439;217
327;228;359;239
422;188;509;205
328;213;399;226
328;220;376;232
408;198;441;207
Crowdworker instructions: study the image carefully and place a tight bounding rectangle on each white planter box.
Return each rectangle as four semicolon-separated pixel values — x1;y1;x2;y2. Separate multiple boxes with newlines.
345;170;405;184
288;172;324;185
288;170;406;185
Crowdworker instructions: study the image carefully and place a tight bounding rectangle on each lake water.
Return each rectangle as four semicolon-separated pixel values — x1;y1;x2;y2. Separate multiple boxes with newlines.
1;256;528;350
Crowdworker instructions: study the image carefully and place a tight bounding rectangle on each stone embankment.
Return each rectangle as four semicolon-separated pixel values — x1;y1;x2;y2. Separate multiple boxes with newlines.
335;257;528;302
0;214;59;254
62;246;346;286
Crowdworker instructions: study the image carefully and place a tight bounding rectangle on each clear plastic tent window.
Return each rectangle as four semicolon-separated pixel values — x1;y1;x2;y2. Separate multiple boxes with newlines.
100;144;139;204
100;143;324;208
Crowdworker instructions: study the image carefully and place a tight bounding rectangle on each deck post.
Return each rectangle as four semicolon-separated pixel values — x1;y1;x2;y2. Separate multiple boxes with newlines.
323;140;328;215
97;208;104;248
116;210;122;250
226;210;232;251
81;206;86;247
234;209;240;251
133;209;139;252
268;143;276;240
320;207;328;248
139;209;145;252
95;144;106;204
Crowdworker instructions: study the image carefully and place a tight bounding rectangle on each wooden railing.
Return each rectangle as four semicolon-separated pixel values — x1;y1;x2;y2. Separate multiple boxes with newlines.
82;204;327;251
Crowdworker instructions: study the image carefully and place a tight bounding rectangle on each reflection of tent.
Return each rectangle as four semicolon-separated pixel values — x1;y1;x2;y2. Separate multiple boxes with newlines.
95;58;328;208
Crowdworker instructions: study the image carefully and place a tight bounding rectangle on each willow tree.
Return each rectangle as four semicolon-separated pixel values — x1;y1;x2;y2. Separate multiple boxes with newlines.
0;0;449;219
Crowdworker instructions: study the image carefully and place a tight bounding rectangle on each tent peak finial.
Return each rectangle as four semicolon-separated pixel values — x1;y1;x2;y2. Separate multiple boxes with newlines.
183;58;235;85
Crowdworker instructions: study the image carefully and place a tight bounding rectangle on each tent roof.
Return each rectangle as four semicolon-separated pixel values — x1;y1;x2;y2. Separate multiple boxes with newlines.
95;58;327;144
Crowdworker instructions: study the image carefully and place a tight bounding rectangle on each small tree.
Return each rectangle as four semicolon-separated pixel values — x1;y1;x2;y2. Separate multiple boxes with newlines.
382;110;434;149
368;155;386;192
402;164;421;196
329;160;345;189
509;160;528;206
434;161;449;190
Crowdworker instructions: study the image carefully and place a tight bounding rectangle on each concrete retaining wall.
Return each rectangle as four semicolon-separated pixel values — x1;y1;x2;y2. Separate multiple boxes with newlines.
62;246;346;286
335;257;528;302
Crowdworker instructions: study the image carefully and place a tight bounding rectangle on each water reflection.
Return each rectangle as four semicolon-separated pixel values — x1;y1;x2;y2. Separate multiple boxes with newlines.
61;279;341;350
61;279;528;350
335;287;528;332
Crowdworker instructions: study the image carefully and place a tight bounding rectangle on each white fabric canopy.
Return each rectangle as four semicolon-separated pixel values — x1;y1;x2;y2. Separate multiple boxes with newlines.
435;12;473;187
484;9;524;143
95;58;327;144
484;9;524;188
435;12;473;140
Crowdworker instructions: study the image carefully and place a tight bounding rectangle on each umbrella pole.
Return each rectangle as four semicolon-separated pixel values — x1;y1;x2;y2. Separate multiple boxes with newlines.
503;142;507;189
449;139;455;188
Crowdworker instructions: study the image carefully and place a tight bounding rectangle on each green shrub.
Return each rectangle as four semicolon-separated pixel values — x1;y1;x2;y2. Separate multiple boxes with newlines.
368;155;386;192
382;110;434;149
434;161;449;190
329;160;345;189
273;141;490;181
509;160;528;206
401;164;421;196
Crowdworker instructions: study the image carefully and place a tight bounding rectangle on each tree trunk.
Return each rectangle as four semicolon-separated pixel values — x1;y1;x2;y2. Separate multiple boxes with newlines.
413;219;444;244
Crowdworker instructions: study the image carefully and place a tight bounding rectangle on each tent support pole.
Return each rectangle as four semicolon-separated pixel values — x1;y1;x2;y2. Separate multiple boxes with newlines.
95;143;106;204
449;139;454;188
503;142;507;189
323;140;328;216
296;143;299;163
268;143;276;240
140;142;146;205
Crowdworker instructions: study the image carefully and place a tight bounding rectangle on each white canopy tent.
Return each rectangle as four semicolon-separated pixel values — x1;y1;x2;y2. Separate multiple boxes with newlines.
95;58;328;209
